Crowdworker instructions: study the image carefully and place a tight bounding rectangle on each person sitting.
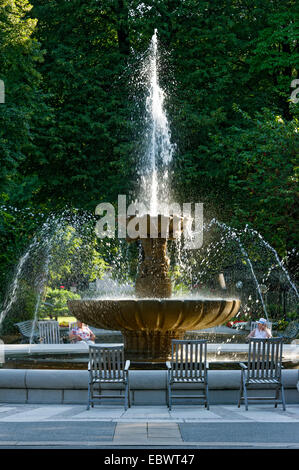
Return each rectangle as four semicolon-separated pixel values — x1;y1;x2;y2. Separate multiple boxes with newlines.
69;321;96;344
246;317;272;340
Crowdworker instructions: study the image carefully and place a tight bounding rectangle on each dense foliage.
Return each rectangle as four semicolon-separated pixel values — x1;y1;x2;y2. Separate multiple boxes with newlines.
0;0;298;330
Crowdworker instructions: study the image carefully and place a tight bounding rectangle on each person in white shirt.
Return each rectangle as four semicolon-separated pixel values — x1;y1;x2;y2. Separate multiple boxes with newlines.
247;318;272;340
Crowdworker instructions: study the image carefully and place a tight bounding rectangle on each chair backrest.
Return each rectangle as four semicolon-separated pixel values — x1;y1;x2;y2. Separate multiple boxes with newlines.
38;321;61;344
88;345;125;381
250;321;272;332
170;340;208;380
15;320;38;337
69;321;78;332
247;338;284;381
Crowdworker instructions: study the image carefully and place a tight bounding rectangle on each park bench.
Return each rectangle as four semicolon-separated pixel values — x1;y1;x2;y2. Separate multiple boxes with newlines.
166;339;209;410
87;344;131;410
238;337;286;411
14;320;40;343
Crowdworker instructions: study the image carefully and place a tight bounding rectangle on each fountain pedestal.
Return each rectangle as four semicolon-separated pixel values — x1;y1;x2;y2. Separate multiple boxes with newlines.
135;238;172;298
123;330;183;361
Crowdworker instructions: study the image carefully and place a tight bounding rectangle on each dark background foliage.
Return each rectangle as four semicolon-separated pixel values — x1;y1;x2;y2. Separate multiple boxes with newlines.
0;0;298;308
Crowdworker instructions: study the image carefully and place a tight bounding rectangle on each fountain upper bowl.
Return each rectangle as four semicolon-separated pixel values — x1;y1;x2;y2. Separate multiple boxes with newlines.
67;297;241;332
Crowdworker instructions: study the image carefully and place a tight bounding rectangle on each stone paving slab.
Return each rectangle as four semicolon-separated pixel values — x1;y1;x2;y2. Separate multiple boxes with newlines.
69;407;126;420
0;404;299;429
234;410;298;422
0;405;75;422
0;405;298;449
0;421;116;443
0;403;298;423
179;422;299;444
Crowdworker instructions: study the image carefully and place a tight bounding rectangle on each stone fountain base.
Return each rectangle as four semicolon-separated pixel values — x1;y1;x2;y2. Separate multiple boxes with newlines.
0;367;298;405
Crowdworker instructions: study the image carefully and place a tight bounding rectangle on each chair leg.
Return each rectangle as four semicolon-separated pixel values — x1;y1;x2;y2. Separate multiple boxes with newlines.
281;384;286;411
124;383;129;411
275;385;279;408
205;383;210;410
128;380;131;408
91;382;95;408
124;388;127;411
243;378;248;411
87;381;91;410
168;382;172;410
238;372;243;408
166;372;170;409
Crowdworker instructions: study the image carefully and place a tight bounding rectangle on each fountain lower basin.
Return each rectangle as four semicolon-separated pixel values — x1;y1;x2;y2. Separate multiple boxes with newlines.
67;298;241;361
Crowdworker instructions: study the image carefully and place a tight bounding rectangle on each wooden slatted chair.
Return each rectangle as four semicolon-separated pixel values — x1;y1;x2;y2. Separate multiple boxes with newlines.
87;345;130;410
68;321;78;343
69;321;77;331
238;338;286;411
166;339;209;410
38;320;62;344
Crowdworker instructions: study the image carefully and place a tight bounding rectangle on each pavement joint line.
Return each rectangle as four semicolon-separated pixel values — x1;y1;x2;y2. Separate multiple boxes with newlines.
0;418;298;423
0;441;298;448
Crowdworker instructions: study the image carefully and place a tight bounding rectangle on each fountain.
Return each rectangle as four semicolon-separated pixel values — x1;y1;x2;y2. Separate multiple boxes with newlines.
68;213;240;361
1;31;297;368
0;29;297;398
67;31;240;361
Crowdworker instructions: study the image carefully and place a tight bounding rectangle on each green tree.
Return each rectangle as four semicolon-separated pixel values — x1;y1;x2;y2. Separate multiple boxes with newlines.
0;0;50;305
39;287;80;318
1;0;298;314
0;0;49;201
47;225;108;290
215;107;299;269
21;0;136;209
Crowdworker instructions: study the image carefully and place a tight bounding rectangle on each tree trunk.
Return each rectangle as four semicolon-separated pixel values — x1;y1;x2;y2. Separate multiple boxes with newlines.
115;0;130;56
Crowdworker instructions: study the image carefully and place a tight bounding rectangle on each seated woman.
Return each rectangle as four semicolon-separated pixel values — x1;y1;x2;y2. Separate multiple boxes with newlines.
246;318;272;340
69;321;96;344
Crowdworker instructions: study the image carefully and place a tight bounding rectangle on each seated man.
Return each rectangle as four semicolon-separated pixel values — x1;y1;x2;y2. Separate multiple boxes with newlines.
69;321;96;344
246;317;272;340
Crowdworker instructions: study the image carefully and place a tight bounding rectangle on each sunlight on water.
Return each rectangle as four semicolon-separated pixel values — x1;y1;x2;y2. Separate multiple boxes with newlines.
138;29;175;215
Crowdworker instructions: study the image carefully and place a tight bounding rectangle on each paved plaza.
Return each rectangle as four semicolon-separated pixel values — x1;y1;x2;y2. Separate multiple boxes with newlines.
0;403;298;448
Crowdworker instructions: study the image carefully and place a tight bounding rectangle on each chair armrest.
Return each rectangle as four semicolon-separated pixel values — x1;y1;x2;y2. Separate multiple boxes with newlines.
166;361;171;369
239;362;247;369
125;360;130;371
